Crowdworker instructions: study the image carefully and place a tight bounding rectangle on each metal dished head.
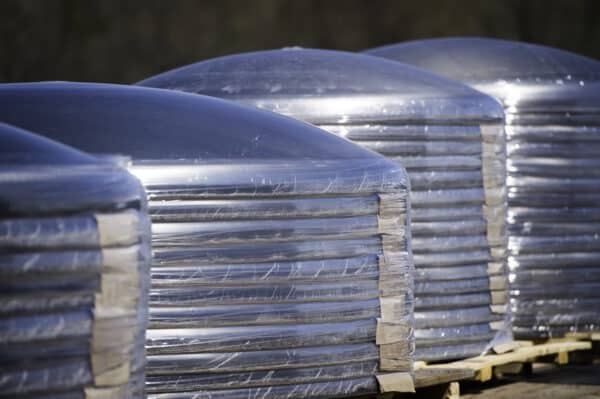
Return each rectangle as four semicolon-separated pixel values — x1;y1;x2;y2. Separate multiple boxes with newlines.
365;37;600;111
137;48;503;124
367;37;600;340
0;121;146;217
0;81;381;162
0;121;96;165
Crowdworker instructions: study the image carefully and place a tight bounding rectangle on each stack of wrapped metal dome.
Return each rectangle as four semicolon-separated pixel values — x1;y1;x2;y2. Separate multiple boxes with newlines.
138;48;513;362
0;82;415;398
0;122;150;398
367;37;600;339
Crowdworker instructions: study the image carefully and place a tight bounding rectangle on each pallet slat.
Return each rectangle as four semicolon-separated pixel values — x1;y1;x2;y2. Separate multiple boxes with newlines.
414;340;592;386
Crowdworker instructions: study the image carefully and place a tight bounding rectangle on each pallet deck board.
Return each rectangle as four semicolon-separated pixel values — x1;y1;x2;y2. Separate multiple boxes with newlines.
413;339;592;387
414;368;474;388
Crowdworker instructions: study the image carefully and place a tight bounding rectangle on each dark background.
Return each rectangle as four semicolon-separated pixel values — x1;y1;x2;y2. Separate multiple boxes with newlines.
2;0;599;84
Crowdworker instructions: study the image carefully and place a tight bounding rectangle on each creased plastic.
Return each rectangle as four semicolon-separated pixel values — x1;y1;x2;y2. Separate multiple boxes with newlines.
0;123;151;398
139;159;414;397
311;123;512;362
137;48;513;362
366;37;600;340
0;81;415;396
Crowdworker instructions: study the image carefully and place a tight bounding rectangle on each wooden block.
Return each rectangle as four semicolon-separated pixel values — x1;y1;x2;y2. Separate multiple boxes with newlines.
494;362;524;378
414;367;473;388
406;382;460;399
493;339;520;354
475;366;492;382
426;341;590;375
413;361;427;370
555;351;569;365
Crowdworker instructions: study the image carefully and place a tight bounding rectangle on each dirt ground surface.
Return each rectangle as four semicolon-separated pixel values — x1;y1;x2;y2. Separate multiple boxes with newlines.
461;364;600;399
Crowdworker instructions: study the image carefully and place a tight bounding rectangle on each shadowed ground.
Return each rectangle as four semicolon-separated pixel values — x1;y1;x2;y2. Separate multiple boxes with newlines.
462;364;600;399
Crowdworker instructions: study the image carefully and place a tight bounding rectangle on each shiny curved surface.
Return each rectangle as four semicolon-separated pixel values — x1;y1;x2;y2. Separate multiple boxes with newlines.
0;127;150;398
137;48;503;124
139;48;511;361
0;81;376;161
368;37;600;339
0;82;413;395
365;37;600;111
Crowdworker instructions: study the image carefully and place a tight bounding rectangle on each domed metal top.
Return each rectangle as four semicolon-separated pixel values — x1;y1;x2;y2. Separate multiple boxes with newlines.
137;48;503;124
0;121;146;216
0;121;96;165
366;37;600;111
0;82;377;161
0;82;408;197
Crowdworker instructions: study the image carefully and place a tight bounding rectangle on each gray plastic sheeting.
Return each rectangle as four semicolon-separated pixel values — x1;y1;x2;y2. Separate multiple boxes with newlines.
0;123;151;398
367;37;600;339
0;83;415;398
138;48;512;362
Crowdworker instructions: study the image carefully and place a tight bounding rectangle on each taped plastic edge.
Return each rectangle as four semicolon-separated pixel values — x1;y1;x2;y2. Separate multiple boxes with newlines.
376;372;415;393
376;319;411;345
489;275;507;291
487;262;504;276
85;385;128;399
489;320;505;330
490;304;508;314
480;124;504;143
91;246;141;386
377;193;408;219
491;290;507;305
95;211;141;247
376;191;414;373
379;297;406;320
91;355;131;386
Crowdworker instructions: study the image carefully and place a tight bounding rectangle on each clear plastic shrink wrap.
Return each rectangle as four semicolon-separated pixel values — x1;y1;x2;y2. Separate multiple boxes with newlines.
0;122;150;398
367;37;600;339
0;82;414;398
137;48;512;362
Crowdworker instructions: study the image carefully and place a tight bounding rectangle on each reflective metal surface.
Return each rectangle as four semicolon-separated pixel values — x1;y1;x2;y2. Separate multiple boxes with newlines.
367;37;600;339
0;124;150;398
0;82;413;397
138;48;503;124
139;48;512;361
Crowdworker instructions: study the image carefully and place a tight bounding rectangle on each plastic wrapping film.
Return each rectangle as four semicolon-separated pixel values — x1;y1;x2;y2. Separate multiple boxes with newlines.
506;115;600;339
366;37;600;340
137;48;512;362
0;123;151;399
0;81;417;396
136;159;415;398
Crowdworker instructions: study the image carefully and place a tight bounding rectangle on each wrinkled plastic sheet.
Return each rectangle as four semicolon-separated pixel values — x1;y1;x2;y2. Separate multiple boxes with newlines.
139;159;414;396
133;159;408;199
321;123;511;361
414;341;490;363
365;36;600;341
0;165;146;218
146;362;379;392
0;164;150;398
147;377;379;399
506;114;600;339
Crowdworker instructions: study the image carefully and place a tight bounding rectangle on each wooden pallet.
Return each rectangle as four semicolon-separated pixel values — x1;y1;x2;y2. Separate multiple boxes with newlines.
383;339;593;399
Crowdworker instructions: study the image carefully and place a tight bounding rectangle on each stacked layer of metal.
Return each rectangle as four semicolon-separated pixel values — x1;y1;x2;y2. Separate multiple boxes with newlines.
367;37;600;339
138;48;512;361
0;122;150;398
0;82;414;398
